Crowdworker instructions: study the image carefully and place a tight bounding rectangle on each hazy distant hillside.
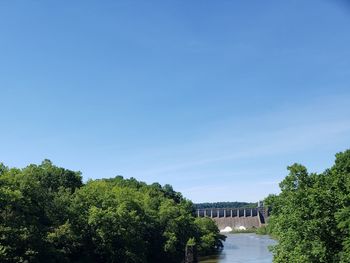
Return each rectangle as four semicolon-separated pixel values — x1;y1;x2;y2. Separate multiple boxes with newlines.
195;202;257;209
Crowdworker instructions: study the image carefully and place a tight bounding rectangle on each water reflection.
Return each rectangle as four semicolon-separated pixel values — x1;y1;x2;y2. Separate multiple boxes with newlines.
200;234;276;263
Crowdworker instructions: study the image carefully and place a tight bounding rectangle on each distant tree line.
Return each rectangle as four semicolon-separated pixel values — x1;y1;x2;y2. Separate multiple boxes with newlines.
0;160;225;263
265;149;350;263
195;202;257;209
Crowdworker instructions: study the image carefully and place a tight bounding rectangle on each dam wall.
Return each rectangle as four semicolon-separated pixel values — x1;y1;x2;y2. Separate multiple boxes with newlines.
196;207;269;230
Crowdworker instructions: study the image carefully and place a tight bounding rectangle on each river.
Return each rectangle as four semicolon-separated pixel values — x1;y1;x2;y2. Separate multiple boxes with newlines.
200;233;276;263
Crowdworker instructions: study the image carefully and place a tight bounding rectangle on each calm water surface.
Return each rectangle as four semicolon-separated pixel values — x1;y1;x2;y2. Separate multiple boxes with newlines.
200;234;276;263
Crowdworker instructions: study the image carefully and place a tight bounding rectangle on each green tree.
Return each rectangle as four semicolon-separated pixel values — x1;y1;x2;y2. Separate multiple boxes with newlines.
267;150;350;263
0;161;82;262
194;217;225;256
0;161;225;263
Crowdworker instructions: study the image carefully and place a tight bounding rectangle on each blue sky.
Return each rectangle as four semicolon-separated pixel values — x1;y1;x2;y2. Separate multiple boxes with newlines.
1;0;350;202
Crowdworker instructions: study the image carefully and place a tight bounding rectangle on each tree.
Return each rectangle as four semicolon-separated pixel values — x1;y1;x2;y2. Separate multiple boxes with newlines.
0;161;82;262
0;160;225;263
267;150;350;263
194;217;225;256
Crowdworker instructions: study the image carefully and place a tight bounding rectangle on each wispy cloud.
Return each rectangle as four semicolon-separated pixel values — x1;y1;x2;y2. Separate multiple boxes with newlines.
134;118;350;177
119;94;350;201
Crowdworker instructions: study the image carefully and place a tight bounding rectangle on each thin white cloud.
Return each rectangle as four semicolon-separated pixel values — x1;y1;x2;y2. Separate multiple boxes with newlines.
135;118;350;177
118;94;350;201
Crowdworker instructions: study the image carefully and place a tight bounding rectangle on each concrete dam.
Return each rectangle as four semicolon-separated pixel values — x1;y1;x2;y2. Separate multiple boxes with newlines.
196;207;269;231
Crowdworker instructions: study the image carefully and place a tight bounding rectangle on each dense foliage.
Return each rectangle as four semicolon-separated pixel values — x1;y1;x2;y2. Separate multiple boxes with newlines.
0;160;225;263
266;149;350;263
195;202;256;209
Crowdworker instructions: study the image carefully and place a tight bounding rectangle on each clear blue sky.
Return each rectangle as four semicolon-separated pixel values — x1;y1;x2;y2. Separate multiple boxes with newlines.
1;0;350;202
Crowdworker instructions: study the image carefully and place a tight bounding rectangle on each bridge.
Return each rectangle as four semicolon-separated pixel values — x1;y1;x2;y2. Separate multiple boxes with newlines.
196;207;269;231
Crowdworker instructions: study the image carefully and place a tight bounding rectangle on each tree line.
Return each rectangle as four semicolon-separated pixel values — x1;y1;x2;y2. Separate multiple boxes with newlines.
0;160;225;263
195;202;257;209
265;149;350;262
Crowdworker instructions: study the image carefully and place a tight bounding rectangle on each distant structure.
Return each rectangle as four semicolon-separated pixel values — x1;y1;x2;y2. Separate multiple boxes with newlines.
258;200;264;208
196;201;269;231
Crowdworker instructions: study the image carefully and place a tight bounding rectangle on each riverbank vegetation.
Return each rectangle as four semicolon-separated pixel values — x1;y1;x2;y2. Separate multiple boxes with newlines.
265;149;350;262
254;225;269;235
229;225;268;235
230;228;256;234
0;160;225;263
